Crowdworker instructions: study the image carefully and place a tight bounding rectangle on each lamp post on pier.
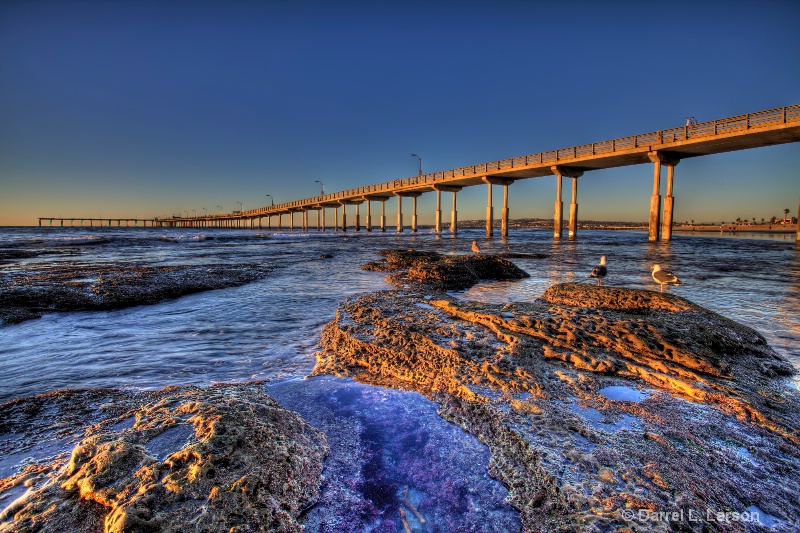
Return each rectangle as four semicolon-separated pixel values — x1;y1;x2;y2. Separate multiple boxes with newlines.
411;154;422;177
315;180;325;195
265;194;274;206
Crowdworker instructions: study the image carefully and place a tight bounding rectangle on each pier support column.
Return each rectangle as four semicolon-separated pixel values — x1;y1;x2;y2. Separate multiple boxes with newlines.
568;177;578;239
482;177;514;238
648;158;661;241
395;193;421;233
396;196;403;233
502;184;509;237
366;201;372;232
485;179;494;237
435;190;442;233
554;173;563;238
290;212;294;231
661;161;679;241
412;196;418;232
316;209;321;231
322;208;326;231
451;191;458;233
648;152;679;241
278;214;282;230
432;185;462;234
335;207;339;231
381;200;386;232
340;204;347;232
551;167;583;239
355;203;361;232
303;210;309;232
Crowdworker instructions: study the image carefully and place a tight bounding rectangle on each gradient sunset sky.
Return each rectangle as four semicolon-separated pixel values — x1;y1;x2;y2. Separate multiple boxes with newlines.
1;0;799;226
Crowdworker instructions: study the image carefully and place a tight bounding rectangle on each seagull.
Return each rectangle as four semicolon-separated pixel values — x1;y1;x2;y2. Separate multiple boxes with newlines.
589;256;607;286
471;240;481;253
651;264;682;292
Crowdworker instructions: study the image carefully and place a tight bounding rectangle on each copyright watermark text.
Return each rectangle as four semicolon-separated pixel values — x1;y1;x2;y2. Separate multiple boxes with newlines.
621;508;764;525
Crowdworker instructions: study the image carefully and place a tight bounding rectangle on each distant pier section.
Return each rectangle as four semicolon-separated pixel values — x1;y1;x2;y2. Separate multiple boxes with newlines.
40;104;800;246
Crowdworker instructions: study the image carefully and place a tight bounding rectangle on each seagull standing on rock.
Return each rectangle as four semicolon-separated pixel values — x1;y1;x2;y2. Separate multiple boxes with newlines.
651;264;682;292
589;256;607;286
471;240;481;253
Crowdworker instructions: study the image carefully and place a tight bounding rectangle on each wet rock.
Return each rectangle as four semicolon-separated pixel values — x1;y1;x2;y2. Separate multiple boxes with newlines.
0;263;272;325
362;249;529;291
0;383;327;533
314;281;800;532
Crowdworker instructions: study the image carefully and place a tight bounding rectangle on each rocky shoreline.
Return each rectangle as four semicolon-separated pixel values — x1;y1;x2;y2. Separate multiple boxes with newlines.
2;249;799;532
313;250;800;531
0;383;326;532
0;262;272;325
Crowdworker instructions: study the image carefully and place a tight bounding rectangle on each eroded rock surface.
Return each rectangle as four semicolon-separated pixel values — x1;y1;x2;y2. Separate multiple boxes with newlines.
362;249;530;291
314;263;800;532
0;262;272;325
0;383;327;533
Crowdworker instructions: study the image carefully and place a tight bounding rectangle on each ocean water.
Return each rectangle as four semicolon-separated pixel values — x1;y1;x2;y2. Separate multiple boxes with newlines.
1;225;798;402
1;225;798;531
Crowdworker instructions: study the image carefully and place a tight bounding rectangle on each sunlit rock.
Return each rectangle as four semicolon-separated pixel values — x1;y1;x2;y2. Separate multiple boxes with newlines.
315;252;800;532
0;384;326;532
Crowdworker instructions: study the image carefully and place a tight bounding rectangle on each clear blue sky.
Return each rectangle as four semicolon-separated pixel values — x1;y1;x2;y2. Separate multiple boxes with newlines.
1;0;799;226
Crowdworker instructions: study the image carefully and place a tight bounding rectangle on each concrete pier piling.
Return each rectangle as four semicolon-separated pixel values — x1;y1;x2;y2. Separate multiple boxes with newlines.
485;179;494;238
433;185;461;234
435;189;442;233
412;196;418;232
502;183;509;237
396;195;403;232
568;177;578;239
661;162;678;241
552;166;583;239
648;152;679;241
451;190;458;234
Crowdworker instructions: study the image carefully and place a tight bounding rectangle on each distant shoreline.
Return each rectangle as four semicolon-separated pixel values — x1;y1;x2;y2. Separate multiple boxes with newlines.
673;224;797;234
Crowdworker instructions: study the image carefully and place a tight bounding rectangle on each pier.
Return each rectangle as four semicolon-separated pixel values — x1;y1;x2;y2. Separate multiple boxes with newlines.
40;104;800;245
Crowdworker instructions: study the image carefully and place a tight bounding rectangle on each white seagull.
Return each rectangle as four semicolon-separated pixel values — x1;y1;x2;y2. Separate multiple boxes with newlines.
589;256;607;286
471;240;481;253
651;264;682;292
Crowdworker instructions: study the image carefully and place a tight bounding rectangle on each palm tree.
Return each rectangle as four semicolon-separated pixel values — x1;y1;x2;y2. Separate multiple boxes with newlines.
784;208;791;220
